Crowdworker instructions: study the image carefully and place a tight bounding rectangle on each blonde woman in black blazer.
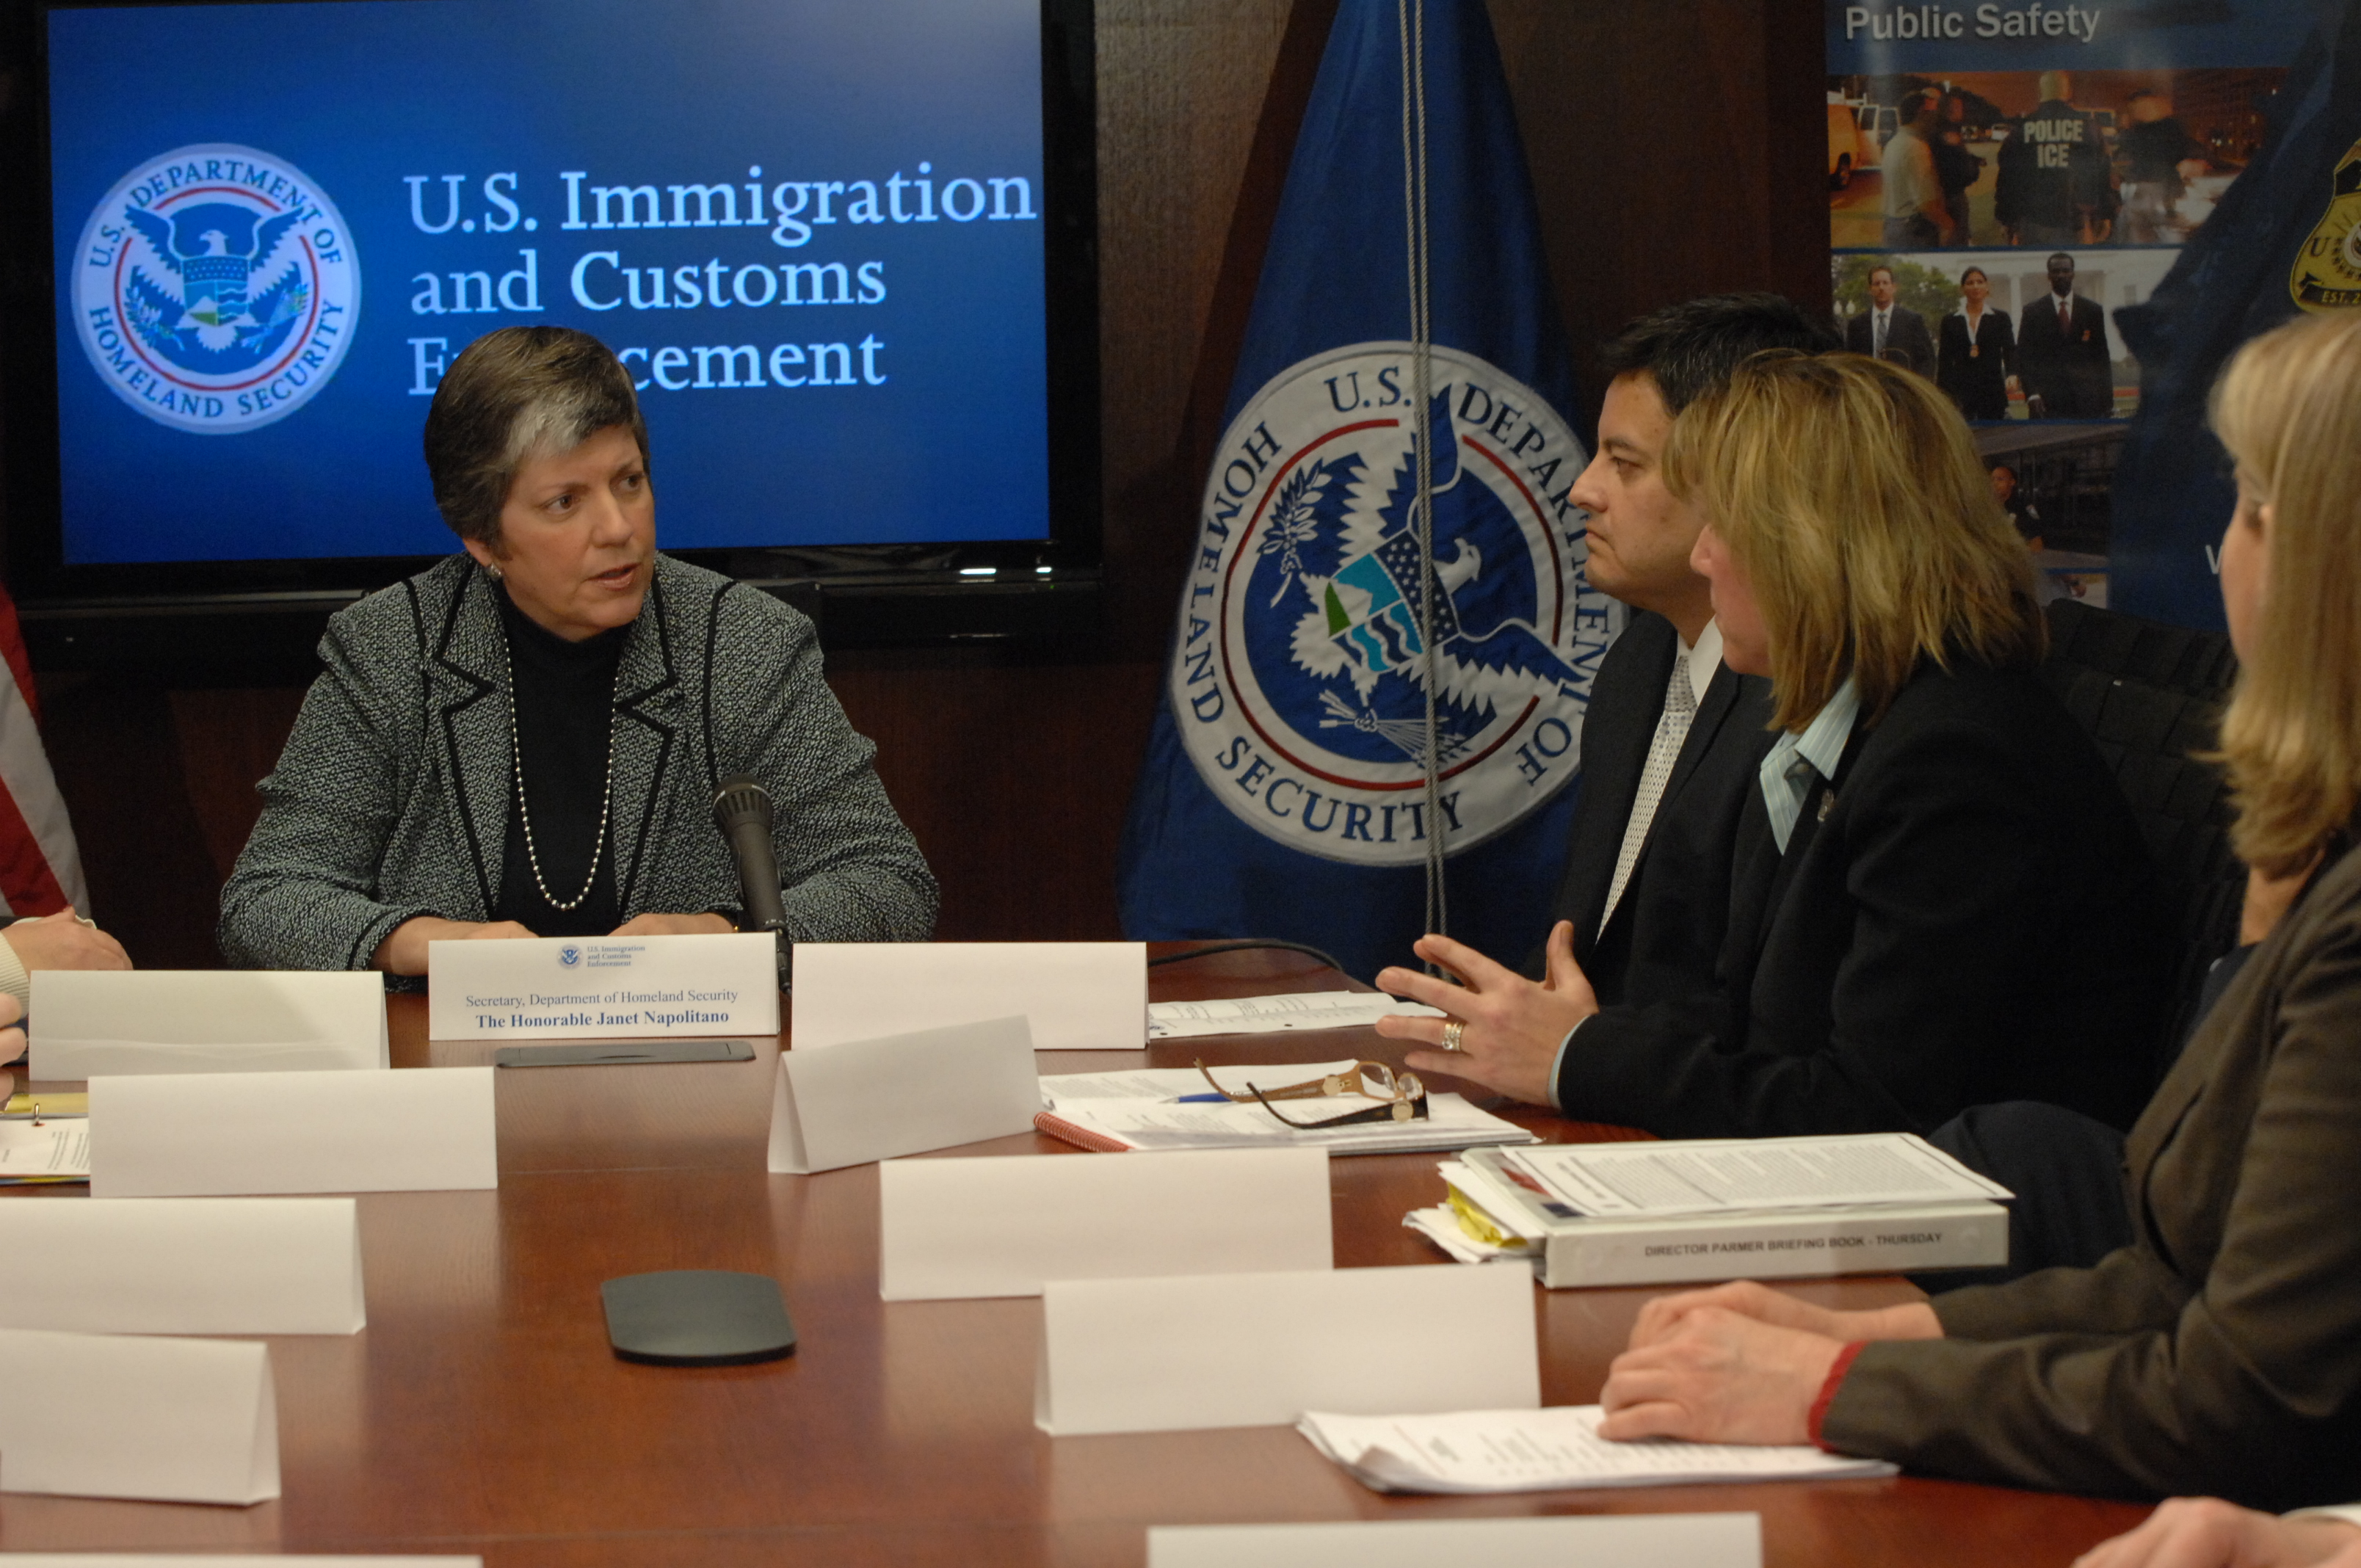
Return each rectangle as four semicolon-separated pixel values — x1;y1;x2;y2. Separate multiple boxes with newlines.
1936;266;2017;420
1378;351;2164;1137
1591;310;2361;1511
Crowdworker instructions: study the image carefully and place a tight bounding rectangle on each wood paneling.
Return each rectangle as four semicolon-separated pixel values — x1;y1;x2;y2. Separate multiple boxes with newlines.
1491;0;1832;424
22;0;1829;965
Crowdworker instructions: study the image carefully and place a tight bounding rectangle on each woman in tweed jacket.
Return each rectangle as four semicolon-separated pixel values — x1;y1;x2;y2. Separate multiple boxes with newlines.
220;327;935;976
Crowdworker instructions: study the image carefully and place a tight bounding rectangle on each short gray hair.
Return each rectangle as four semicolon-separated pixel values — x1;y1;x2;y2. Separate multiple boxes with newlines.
421;327;649;546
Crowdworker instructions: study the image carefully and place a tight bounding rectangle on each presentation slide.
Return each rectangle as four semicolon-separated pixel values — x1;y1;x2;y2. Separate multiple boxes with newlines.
50;0;1050;566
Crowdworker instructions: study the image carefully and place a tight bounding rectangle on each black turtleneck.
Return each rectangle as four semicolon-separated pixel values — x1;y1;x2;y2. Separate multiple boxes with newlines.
493;584;626;937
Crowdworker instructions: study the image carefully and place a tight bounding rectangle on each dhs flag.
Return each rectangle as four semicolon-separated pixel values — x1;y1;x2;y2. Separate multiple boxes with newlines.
1117;0;1617;984
2112;0;2361;628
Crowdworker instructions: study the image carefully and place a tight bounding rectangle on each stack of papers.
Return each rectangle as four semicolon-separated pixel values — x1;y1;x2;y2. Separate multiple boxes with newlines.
0;1118;92;1185
1147;992;1444;1039
1495;1135;2012;1218
1408;1134;2013;1287
1037;1060;1535;1156
1298;1406;1897;1494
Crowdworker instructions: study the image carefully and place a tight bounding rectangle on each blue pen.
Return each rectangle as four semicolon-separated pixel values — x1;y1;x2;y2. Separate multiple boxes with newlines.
1174;1092;1233;1103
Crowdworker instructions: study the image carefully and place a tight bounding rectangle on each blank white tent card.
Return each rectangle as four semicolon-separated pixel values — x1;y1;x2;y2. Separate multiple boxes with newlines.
769;1015;1040;1174
879;1145;1330;1301
0;1197;364;1335
1035;1263;1539;1436
30;969;387;1078
0;1326;279;1505
89;1066;498;1197
793;940;1145;1051
427;932;780;1040
1147;1514;1763;1568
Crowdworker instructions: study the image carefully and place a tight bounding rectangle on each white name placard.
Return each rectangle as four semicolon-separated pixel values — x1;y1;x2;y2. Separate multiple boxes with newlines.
427;932;780;1040
31;970;387;1078
0;1197;365;1335
880;1146;1330;1302
0;1326;279;1505
90;1067;498;1197
769;1015;1040;1175
793;941;1145;1050
1035;1263;1537;1436
1148;1515;1762;1568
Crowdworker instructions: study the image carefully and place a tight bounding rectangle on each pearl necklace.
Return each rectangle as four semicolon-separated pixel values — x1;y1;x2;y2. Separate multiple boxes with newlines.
503;634;617;913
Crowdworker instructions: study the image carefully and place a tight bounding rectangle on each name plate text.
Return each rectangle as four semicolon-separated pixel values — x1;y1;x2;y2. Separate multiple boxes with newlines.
428;933;780;1041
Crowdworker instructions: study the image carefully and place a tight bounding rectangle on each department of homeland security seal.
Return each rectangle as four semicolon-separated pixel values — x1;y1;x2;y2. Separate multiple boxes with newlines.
1171;343;1620;866
71;143;360;435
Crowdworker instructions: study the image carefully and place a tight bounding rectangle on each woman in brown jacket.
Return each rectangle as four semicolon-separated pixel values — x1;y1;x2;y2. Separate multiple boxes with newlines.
1592;308;2361;1509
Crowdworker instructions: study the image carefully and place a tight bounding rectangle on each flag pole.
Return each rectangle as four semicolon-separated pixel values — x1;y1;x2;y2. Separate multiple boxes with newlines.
1399;0;1446;951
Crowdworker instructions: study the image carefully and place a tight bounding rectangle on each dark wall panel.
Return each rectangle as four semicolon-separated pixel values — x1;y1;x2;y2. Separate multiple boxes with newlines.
23;0;1825;965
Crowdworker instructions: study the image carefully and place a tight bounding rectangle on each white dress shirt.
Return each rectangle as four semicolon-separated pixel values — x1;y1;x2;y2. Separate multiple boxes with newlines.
1549;620;1722;1110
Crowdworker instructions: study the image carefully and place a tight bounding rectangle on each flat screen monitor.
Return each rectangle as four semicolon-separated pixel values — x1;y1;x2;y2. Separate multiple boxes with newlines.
15;0;1097;601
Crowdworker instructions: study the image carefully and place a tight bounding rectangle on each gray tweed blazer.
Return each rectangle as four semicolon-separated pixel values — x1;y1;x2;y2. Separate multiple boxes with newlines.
220;553;936;973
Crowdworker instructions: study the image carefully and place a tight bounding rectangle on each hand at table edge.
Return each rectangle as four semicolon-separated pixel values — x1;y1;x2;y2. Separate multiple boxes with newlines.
2072;1497;2361;1568
371;916;540;976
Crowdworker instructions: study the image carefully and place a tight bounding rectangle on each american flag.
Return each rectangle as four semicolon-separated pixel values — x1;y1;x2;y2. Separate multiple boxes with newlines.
0;581;86;917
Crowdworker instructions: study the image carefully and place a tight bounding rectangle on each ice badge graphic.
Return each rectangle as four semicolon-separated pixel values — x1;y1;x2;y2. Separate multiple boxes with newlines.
1171;343;1621;865
71;144;360;434
2292;134;2361;314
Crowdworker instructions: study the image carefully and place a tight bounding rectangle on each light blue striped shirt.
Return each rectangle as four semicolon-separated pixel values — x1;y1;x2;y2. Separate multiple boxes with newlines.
1759;676;1862;853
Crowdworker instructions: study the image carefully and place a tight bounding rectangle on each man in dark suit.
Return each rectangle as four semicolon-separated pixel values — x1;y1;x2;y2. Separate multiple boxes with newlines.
1503;294;1832;1031
1843;265;1934;378
2017;252;2114;418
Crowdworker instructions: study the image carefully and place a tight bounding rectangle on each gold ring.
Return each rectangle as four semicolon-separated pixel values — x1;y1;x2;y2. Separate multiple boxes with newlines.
1440;1020;1465;1053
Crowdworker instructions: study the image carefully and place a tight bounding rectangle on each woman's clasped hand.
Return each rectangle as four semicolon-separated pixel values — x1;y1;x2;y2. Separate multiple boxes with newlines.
1597;1282;1941;1445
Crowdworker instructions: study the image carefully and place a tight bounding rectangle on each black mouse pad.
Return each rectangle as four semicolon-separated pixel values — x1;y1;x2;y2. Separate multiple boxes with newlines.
601;1270;797;1367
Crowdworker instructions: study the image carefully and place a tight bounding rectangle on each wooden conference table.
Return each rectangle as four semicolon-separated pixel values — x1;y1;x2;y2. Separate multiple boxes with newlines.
0;944;2151;1566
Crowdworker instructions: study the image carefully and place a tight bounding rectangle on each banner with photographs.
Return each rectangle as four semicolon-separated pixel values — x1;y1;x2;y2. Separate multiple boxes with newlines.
1827;2;2309;604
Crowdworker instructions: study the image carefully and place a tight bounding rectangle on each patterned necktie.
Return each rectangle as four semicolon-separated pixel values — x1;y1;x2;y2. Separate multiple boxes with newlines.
1874;311;1887;357
1600;650;1697;934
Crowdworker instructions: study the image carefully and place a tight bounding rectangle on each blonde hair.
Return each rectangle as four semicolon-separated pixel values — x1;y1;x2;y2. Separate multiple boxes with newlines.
1663;351;2041;732
2209;311;2361;876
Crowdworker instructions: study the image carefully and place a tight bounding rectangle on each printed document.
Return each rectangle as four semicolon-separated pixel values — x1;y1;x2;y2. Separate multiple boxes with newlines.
0;1119;90;1183
1505;1133;2011;1218
1147;992;1444;1039
1298;1406;1897;1494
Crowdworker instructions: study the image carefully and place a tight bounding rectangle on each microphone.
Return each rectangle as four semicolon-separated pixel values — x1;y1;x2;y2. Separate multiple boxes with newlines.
711;774;791;936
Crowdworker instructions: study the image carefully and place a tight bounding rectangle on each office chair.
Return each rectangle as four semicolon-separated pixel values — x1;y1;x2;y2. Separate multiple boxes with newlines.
2039;598;2243;1079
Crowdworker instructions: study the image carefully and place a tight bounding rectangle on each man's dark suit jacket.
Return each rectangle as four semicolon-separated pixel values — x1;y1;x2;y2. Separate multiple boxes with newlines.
1552;656;2166;1139
2017;293;2114;418
1843;305;1935;379
1533;611;1774;1013
1827;817;2361;1507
